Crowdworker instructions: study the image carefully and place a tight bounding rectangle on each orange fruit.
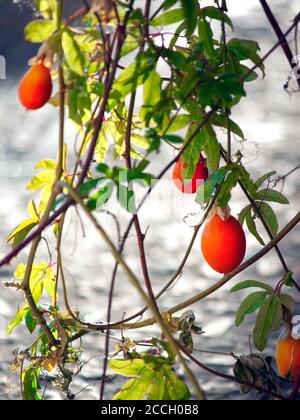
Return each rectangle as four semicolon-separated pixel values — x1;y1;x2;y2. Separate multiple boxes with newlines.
19;63;52;110
201;215;246;274
276;338;300;381
173;154;208;194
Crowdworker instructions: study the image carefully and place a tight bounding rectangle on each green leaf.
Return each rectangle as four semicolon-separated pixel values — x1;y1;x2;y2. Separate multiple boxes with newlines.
118;185;136;213
279;294;295;314
147;371;166;400
198;16;215;60
246;210;265;246
180;0;200;37
78;179;101;197
163;366;191;400
181;127;206;180
151;9;185;26
158;47;187;71
259;202;279;236
87;183;114;210
121;33;139;57
271;298;283;332
164;0;178;10
253;295;277;351
22;368;42;401
164;114;192;134
25;19;56;43
217;168;240;209
231;281;273;294
228;38;265;75
196;166;229;206
25;309;38;334
112;53;156;102
255;189;289;205
240;65;258;82
239;166;258;197
255;171;277;189
283;271;294;288
235;292;267;327
162;134;183;144
201;6;233;30
113;375;153;400
212;114;244;139
238;205;251;226
7;306;29;335
140;70;162;122
62;28;85;76
202;125;220;174
110;358;191;401
170;21;187;49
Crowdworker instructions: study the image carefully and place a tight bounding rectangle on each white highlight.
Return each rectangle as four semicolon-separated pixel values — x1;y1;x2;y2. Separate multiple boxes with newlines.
0;55;6;80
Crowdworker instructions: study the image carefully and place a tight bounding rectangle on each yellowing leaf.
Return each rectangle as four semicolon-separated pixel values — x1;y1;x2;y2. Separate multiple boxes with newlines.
14;262;56;305
7;200;40;247
131;134;151;149
7;219;38;246
95;131;109;163
27;170;55;192
7;305;29;334
43;268;56;301
27;200;40;218
34;0;57;20
110;359;146;377
25;20;56;43
34;159;57;170
62;28;85;76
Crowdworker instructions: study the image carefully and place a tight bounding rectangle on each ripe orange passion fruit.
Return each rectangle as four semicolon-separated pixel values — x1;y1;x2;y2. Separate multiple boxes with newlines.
201;215;246;274
19;63;53;110
276;337;300;381
172;154;208;194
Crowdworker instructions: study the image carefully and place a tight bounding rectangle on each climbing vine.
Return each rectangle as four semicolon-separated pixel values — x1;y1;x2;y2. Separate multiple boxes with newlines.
2;0;300;401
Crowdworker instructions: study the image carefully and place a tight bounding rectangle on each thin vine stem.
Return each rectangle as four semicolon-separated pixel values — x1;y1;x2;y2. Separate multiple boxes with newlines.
182;348;288;401
2;10;300;269
65;210;300;333
259;0;300;90
19;0;66;348
59;182;206;400
100;0;152;400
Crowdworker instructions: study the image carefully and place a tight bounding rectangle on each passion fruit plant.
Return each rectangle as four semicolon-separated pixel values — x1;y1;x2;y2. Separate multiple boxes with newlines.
2;0;300;401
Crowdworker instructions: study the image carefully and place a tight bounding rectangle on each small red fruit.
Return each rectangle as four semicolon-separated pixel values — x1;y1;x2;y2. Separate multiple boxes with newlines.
276;337;300;381
19;63;53;110
173;154;208;194
201;215;246;274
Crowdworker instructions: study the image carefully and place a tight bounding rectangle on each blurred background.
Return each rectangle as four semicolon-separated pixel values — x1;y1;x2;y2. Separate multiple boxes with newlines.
0;0;300;400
